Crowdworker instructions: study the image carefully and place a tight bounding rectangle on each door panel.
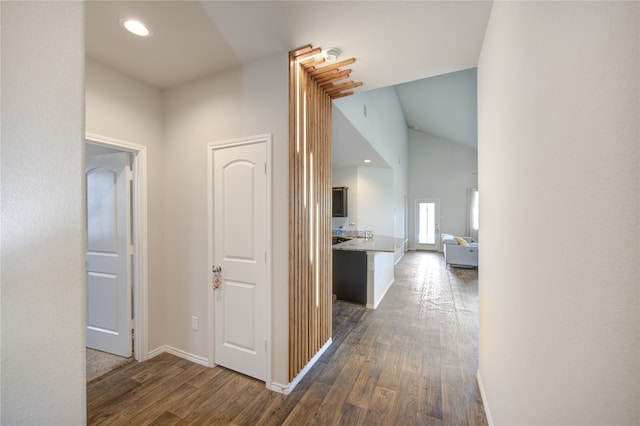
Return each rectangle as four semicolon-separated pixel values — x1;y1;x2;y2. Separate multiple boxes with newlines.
223;280;256;351
223;163;256;260
213;141;267;381
87;272;119;332
86;152;132;357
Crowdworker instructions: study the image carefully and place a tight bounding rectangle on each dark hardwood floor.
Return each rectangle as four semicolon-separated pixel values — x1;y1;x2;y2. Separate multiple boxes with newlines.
87;251;487;425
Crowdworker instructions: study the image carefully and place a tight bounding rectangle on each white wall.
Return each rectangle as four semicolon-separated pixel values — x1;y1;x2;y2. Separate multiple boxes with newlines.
85;58;166;351
1;1;86;423
408;130;477;249
368;251;394;309
334;87;408;239
332;166;395;238
357;167;394;237
163;53;289;385
478;2;639;425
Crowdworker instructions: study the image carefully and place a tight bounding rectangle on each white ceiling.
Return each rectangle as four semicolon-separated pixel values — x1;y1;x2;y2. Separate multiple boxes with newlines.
332;106;390;169
332;67;478;168
395;68;478;149
86;1;491;160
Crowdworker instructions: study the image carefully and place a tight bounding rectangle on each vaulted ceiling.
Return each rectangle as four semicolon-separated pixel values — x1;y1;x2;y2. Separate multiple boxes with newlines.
396;68;478;150
86;1;491;156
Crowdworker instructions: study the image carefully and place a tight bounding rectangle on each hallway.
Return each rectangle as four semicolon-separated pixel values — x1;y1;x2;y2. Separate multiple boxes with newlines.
87;251;486;425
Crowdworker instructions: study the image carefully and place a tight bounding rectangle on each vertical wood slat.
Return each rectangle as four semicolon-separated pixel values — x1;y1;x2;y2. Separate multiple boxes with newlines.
288;52;297;377
289;46;335;381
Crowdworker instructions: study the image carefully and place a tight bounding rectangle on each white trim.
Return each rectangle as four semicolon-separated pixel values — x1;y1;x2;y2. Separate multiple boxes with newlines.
268;338;332;394
366;279;394;310
148;345;209;367
477;369;494;426
85;133;149;361
207;134;273;383
394;243;407;265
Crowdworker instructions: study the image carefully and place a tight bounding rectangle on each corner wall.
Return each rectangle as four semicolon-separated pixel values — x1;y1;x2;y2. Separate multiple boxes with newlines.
477;2;639;424
1;2;86;423
163;53;289;385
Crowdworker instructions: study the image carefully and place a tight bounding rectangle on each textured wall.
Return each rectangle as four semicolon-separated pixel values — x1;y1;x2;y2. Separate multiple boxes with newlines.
477;2;639;424
1;1;86;423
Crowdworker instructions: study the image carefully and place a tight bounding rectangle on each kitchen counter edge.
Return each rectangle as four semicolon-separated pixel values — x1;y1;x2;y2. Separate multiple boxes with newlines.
332;235;407;253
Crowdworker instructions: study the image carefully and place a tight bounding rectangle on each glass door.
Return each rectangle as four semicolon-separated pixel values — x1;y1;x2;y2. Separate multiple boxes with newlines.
415;198;440;251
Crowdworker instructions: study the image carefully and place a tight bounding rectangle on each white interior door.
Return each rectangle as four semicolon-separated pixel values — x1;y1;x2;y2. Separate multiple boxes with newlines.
86;152;132;357
212;140;267;381
415;198;440;251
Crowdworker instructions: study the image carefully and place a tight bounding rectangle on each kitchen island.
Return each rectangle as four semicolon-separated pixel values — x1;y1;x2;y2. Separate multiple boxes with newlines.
332;235;407;309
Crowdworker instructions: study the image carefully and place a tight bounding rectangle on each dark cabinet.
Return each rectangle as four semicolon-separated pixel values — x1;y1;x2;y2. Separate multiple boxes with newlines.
332;187;348;217
332;250;367;305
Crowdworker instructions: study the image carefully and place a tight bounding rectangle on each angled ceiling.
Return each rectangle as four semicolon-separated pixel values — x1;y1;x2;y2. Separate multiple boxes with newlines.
332;106;389;169
86;1;490;167
395;68;478;149
86;1;492;92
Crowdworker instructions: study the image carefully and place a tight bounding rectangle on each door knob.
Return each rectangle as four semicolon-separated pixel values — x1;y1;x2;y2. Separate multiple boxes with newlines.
212;265;222;273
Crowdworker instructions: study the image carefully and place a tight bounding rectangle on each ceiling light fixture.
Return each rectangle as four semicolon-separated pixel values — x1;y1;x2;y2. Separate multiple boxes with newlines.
323;47;341;62
363;159;372;163
120;18;152;37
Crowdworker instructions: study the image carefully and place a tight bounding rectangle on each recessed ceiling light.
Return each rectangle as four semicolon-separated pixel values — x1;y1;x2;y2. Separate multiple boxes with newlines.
120;18;152;37
363;159;372;163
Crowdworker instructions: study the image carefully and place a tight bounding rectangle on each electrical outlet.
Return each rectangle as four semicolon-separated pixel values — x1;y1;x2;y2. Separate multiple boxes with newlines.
191;316;199;331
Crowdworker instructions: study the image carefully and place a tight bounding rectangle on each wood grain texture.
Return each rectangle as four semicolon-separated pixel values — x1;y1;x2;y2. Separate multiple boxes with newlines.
315;69;352;85
87;252;486;425
288;46;333;381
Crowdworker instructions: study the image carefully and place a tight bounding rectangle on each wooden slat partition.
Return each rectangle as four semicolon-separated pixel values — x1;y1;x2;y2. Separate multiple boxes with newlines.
288;45;362;381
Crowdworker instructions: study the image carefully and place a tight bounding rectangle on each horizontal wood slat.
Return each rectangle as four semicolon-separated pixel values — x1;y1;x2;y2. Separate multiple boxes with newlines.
291;44;314;58
291;45;362;99
315;69;352;85
331;91;354;99
301;56;325;69
324;81;363;95
309;58;356;78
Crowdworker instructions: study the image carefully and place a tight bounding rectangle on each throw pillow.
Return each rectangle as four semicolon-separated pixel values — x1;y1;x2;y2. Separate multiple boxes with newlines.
453;236;469;247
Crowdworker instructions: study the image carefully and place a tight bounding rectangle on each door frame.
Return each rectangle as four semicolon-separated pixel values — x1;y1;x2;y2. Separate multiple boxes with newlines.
414;198;441;252
85;133;149;361
207;134;272;385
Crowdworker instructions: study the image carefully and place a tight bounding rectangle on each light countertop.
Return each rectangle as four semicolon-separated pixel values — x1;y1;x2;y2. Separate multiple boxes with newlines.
332;235;407;253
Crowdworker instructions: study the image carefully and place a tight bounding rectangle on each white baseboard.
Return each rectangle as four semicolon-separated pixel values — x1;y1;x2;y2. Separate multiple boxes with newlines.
367;278;395;309
267;338;332;394
147;345;209;367
477;369;494;426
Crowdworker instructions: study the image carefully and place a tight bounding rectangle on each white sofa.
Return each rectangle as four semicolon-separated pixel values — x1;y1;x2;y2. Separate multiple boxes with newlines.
441;233;478;268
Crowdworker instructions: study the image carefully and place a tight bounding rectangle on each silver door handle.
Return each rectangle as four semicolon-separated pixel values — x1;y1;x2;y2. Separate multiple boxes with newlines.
212;265;222;273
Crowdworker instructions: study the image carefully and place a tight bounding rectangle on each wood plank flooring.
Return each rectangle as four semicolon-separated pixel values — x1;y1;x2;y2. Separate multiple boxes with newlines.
87;251;487;425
